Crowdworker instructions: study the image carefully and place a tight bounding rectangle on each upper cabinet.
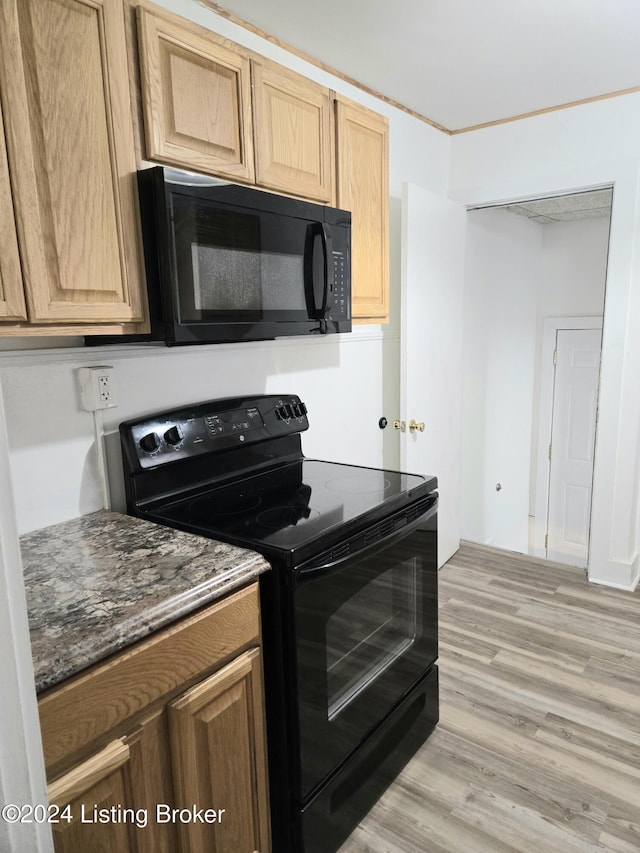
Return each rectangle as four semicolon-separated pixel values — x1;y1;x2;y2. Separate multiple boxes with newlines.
252;60;334;203
0;0;390;337
0;0;147;331
136;7;255;182
335;95;389;323
0;102;27;321
135;7;334;203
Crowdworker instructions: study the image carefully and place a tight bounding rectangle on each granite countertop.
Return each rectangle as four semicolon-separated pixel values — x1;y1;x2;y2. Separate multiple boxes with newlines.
21;509;270;694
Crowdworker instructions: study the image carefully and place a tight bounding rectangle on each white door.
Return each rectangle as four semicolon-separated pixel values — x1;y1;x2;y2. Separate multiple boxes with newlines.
546;328;602;567
400;183;467;567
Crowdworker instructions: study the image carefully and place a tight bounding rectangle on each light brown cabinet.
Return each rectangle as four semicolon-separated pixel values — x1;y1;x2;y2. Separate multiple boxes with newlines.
135;7;334;204
169;649;270;852
0;0;147;334
0;101;27;321
335;95;389;322
0;0;391;338
48;738;148;853
136;6;255;182
252;60;334;203
39;583;271;853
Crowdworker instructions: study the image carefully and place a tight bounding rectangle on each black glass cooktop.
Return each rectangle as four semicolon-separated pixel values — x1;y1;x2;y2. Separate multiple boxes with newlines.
149;459;433;559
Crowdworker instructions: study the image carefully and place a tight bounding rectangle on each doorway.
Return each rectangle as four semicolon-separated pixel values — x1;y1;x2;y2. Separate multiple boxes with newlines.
461;188;611;569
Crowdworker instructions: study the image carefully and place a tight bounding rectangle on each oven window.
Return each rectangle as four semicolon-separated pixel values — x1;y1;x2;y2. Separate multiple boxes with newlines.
326;559;417;720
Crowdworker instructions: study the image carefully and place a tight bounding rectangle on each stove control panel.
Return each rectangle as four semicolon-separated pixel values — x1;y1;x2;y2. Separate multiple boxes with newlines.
121;394;309;470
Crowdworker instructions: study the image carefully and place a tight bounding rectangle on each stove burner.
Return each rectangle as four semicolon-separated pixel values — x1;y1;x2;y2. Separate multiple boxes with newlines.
325;474;391;494
257;506;320;529
190;493;262;516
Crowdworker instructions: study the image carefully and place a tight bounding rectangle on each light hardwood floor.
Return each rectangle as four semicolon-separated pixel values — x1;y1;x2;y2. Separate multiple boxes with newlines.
339;541;640;852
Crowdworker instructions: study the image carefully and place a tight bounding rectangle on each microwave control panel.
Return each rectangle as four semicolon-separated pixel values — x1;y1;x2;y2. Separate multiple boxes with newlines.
331;251;349;320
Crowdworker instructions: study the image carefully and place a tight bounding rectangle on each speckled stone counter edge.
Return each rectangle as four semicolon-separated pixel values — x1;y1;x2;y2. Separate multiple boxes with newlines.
21;509;270;694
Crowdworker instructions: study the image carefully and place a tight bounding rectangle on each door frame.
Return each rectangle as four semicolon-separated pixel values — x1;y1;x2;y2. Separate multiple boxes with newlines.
0;378;52;852
532;315;603;561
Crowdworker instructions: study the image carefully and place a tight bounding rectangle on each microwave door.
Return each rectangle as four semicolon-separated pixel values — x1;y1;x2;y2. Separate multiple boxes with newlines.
304;223;334;325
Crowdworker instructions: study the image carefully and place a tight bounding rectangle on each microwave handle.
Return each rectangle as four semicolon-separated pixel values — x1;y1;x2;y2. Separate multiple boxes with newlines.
304;223;334;319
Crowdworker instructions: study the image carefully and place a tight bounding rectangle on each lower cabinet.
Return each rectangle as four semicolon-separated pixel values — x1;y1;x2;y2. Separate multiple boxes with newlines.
39;583;271;853
48;738;150;853
168;649;270;852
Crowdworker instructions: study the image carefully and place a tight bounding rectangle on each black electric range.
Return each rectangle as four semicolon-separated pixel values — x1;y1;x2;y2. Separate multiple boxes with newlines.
120;394;439;853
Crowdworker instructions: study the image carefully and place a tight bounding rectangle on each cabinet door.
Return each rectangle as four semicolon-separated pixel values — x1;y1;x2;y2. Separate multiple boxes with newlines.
252;60;334;202
137;8;255;182
0;0;146;324
0;100;27;321
48;713;179;853
125;709;179;853
48;740;138;853
168;648;271;853
335;96;389;322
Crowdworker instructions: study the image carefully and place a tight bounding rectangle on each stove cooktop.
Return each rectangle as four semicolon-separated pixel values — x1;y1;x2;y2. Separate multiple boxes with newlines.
121;394;438;565
148;458;435;561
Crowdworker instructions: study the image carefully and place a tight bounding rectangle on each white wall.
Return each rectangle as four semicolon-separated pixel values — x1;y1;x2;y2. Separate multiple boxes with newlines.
461;208;542;550
451;96;640;588
539;218;610;317
2;334;395;531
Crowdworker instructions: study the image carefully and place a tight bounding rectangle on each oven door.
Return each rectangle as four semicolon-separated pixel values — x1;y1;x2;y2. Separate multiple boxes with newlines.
293;495;438;800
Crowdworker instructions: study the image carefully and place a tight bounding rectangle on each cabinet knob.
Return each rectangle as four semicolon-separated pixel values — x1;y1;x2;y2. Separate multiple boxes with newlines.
409;419;425;433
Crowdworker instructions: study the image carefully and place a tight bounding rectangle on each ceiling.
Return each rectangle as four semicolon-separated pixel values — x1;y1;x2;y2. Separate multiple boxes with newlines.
485;188;613;223
211;0;640;131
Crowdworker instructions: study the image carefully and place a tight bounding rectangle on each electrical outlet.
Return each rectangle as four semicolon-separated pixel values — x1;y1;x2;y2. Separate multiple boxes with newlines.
78;366;118;411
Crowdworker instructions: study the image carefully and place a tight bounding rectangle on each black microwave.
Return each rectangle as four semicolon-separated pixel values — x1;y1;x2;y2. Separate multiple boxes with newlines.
92;167;352;346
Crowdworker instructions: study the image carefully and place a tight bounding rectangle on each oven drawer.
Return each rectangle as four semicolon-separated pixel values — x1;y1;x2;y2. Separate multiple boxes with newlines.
301;666;439;852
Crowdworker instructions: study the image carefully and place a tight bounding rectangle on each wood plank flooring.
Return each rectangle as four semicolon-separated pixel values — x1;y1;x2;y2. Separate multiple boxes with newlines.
339;541;640;852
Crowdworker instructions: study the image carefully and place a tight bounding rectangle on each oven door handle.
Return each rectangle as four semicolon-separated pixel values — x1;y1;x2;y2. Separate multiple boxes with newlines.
296;506;434;581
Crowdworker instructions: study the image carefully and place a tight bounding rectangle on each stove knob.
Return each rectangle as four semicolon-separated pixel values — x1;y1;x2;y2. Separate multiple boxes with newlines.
139;432;161;453
164;425;185;446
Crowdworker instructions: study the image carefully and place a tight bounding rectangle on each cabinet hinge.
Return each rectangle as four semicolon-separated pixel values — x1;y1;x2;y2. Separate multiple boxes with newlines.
545;533;548;548
553;349;558;365
548;444;552;460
